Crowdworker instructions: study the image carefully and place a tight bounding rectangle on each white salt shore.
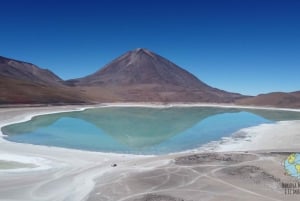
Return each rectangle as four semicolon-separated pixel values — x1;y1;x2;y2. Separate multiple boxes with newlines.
215;120;300;152
0;103;300;201
0;106;139;201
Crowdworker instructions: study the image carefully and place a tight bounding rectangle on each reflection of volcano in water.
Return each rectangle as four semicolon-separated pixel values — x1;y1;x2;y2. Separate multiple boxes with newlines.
3;107;239;148
71;107;240;148
4;107;300;152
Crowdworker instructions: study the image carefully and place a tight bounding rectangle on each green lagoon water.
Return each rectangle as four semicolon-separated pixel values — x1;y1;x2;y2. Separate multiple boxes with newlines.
2;107;300;155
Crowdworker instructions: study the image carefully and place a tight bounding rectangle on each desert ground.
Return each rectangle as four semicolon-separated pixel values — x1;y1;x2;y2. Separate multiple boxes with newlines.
0;104;300;201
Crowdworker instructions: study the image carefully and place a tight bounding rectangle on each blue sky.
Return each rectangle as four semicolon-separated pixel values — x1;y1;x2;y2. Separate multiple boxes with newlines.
0;0;299;95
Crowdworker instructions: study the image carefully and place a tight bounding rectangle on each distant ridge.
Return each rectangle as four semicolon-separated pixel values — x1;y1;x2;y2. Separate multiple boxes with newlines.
0;56;87;104
67;48;244;102
236;91;300;108
0;56;62;86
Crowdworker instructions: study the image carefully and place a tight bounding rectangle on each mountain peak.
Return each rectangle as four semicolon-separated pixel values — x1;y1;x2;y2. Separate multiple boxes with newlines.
72;48;206;88
133;48;149;52
130;48;155;58
67;48;243;102
134;47;146;51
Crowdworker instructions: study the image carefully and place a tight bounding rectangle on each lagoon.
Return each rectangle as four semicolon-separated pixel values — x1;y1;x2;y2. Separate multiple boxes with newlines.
3;107;300;155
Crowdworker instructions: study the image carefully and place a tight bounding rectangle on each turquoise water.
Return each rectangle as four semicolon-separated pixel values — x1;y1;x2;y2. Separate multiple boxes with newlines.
2;107;300;155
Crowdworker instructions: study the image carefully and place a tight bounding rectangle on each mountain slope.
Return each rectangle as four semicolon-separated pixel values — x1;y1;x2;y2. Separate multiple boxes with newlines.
0;56;87;104
0;56;63;86
69;48;208;89
68;48;244;102
236;91;300;108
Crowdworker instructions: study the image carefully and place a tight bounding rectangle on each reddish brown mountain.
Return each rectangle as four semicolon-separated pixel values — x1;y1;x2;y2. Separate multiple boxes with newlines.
0;56;62;86
0;56;87;104
236;91;300;108
68;48;244;102
68;48;208;88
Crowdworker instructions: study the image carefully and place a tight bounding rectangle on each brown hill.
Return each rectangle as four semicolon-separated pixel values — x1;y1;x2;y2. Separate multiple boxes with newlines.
68;48;244;102
236;91;300;108
0;56;62;86
0;56;87;104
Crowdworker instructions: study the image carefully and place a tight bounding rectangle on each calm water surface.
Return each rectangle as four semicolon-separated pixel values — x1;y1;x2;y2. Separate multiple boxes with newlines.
2;107;300;155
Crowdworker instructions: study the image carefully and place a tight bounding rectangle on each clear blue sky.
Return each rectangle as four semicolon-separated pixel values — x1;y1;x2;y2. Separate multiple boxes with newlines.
0;0;299;95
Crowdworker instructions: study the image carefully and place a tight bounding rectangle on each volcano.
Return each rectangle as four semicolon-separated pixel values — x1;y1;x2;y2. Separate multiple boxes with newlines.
68;48;244;102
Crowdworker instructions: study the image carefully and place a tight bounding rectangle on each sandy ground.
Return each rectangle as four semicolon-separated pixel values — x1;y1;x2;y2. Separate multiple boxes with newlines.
0;104;300;201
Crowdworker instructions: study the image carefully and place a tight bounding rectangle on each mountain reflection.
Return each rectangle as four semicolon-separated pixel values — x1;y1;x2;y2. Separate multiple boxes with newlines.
70;107;240;147
3;107;239;148
3;107;300;150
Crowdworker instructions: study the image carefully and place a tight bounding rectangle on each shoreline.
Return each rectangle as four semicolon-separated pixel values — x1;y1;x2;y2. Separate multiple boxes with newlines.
0;105;149;201
1;102;300;111
1;103;300;155
0;103;300;201
214;120;300;152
